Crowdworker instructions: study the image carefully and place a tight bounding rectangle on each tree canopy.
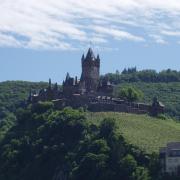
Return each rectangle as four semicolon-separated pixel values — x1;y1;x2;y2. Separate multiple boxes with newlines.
114;85;144;102
102;68;180;84
0;104;165;180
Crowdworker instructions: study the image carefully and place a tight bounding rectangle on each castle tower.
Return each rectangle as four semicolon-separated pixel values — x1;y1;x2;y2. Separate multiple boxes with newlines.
80;48;100;92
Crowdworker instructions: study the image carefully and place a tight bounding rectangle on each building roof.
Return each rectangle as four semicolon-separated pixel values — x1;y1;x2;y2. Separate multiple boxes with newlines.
85;48;95;60
159;102;165;107
167;142;180;150
160;142;180;157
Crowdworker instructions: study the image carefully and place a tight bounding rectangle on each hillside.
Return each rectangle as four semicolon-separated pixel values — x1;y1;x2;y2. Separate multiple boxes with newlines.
0;106;156;180
1;81;179;153
0;105;179;179
114;82;180;120
88;112;180;154
0;81;49;141
0;81;48;113
0;81;180;120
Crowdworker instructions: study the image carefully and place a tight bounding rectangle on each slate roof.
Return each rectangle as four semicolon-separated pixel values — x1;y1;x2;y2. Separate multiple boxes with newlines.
85;48;95;60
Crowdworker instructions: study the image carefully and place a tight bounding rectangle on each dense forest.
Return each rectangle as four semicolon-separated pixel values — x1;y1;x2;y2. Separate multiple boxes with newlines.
102;68;180;84
0;81;48;113
0;81;48;141
0;103;179;180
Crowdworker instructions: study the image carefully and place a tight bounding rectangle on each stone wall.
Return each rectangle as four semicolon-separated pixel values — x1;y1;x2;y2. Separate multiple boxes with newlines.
52;95;164;115
88;102;150;114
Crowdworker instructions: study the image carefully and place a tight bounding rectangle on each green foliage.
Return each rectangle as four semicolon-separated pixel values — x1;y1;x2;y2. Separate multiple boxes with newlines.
121;154;137;175
31;101;54;114
0;81;49;143
0;77;180;124
72;153;108;180
103;68;180;84
114;82;180;120
0;104;178;180
0;81;48;113
157;114;168;120
0;107;87;180
132;166;150;180
0;73;179;179
0;105;156;180
0;111;16;141
103;69;180;120
88;112;180;154
99;118;116;138
114;85;144;102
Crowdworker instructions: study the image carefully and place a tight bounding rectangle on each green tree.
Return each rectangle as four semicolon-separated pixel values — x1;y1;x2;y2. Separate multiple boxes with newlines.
121;154;137;176
132;166;150;180
116;86;144;102
99;118;116;139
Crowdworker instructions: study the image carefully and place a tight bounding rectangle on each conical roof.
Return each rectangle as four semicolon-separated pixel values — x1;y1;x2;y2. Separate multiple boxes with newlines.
85;48;95;60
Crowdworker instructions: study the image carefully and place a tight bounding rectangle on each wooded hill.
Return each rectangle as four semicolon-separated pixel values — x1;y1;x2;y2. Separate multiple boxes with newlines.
0;104;179;180
0;80;179;120
0;76;179;179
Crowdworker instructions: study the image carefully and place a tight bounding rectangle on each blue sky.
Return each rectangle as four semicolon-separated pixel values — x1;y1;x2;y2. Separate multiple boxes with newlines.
0;0;180;84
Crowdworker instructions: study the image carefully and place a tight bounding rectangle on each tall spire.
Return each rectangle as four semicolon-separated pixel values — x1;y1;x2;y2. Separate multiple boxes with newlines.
65;72;70;81
54;82;58;91
97;54;100;61
86;48;95;60
49;78;51;88
81;54;85;61
75;76;78;85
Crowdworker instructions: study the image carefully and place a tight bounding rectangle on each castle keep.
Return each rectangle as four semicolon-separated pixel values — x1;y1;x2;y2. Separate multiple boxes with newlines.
81;48;100;92
28;48;164;115
61;48;113;96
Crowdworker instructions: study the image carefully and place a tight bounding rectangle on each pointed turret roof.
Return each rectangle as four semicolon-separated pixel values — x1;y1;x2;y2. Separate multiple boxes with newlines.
85;48;95;60
48;78;52;89
97;54;100;60
81;54;85;61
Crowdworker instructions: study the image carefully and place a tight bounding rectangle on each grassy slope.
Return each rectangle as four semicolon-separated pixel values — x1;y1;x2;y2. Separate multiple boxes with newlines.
87;112;180;154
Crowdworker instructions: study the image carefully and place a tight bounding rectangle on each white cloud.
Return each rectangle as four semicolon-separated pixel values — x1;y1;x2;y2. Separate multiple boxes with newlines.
0;0;180;50
161;30;180;36
92;26;145;42
0;33;22;48
149;34;168;44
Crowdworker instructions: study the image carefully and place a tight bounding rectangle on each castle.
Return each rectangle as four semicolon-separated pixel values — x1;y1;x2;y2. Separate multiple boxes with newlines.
28;48;164;115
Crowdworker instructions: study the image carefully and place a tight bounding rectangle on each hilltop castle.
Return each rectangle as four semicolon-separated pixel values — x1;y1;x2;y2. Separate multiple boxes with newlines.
62;48;113;96
28;48;164;115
